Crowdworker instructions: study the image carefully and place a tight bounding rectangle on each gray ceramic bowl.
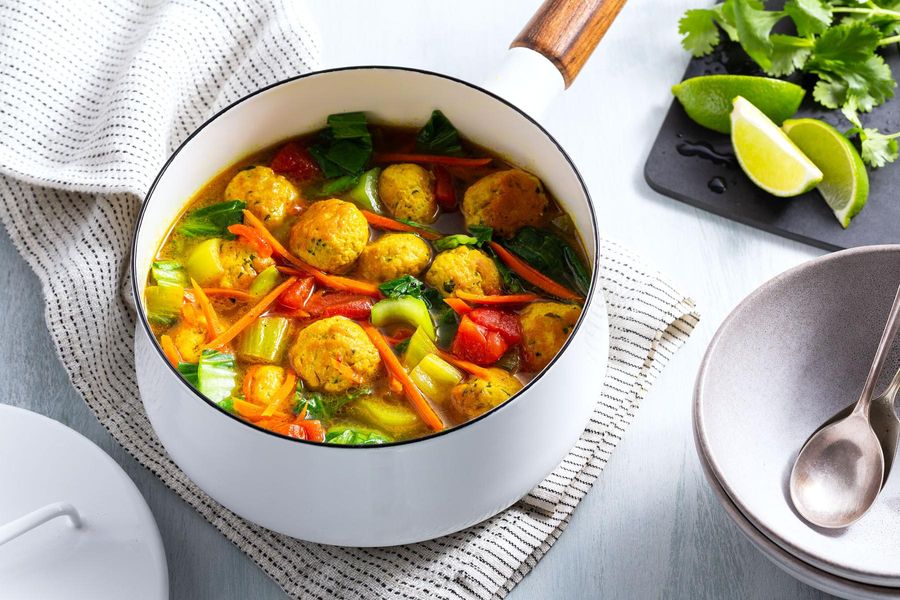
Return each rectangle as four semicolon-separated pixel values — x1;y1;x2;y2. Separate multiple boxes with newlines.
695;245;900;587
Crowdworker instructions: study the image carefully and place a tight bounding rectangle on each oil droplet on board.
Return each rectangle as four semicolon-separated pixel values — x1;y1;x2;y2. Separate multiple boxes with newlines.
708;177;727;194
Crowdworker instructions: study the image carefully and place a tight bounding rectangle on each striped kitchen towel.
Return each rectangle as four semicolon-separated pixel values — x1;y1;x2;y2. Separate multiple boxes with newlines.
0;1;699;599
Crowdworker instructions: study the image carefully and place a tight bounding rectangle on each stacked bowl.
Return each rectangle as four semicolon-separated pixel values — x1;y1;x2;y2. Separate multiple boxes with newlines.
694;245;900;599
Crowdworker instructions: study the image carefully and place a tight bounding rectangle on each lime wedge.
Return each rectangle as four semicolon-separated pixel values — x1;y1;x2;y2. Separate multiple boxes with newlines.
673;75;805;134
731;96;823;197
783;118;869;228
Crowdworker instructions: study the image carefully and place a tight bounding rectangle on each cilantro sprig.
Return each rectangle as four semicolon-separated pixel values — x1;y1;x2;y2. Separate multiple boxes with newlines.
679;0;900;115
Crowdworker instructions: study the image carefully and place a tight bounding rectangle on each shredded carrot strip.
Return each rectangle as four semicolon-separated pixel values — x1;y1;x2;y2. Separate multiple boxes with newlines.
191;278;225;341
262;370;298;417
160;334;181;367
360;210;441;240
241;209;381;297
443;297;473;315
242;365;262;403
181;301;203;326
373;153;493;167
233;398;287;422
275;266;380;297
488;242;582;301
436;349;495;380
205;277;297;349
201;288;254;301
362;323;444;431
454;291;541;305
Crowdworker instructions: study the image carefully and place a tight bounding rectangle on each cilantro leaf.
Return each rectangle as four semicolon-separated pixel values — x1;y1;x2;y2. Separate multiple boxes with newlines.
732;0;785;71
680;9;722;56
769;34;813;76
860;129;900;168
784;0;832;37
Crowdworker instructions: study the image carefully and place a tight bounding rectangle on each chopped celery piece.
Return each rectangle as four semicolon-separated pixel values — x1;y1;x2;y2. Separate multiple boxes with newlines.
325;424;392;445
409;353;463;404
146;284;184;325
403;326;437;369
197;349;238;403
248;265;281;298
371;296;435;340
186;238;224;285
348;396;421;435
151;260;189;287
348;167;382;213
237;317;291;363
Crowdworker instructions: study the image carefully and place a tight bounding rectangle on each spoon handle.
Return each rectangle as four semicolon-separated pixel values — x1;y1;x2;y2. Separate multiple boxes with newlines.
856;283;900;414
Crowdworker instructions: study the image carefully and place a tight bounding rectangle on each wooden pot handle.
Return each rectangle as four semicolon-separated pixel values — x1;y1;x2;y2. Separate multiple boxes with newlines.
511;0;628;88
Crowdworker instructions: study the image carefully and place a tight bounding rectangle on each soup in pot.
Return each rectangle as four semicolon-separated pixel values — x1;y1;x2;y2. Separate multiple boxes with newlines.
144;110;590;445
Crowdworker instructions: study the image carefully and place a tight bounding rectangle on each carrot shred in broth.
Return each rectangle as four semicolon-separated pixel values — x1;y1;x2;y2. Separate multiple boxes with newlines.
262;370;298;417
488;242;582;301
191;278;225;341
362;323;444;432
205;276;297;350
436;349;495;380
360;210;441;240
160;334;181;366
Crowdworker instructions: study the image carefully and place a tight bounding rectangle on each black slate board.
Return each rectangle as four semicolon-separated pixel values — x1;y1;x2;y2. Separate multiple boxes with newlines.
645;42;900;252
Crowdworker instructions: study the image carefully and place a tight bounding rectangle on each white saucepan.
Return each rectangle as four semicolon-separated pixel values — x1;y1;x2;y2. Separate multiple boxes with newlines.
132;0;623;546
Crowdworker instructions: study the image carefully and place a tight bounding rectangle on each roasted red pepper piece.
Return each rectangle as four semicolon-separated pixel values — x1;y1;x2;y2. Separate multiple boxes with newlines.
270;142;320;181
451;315;509;365
432;165;456;210
467;308;522;344
298;419;326;442
277;277;315;309
305;290;374;320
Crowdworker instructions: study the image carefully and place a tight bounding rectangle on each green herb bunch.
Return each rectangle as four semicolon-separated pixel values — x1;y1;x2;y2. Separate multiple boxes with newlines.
680;0;900;166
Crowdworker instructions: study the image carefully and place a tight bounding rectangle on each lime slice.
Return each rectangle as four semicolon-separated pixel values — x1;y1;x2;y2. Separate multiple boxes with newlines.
783;118;869;228
673;75;805;134
731;96;823;197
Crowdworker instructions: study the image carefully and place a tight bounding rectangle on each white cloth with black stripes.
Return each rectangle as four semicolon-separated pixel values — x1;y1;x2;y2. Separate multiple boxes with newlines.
0;1;699;598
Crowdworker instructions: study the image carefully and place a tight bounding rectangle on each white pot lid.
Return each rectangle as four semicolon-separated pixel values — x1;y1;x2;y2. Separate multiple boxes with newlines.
694;246;900;587
0;404;168;599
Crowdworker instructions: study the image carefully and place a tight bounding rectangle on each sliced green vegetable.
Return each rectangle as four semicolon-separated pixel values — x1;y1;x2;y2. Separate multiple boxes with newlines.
503;227;590;296
371;296;435;340
301;388;370;421
416;110;464;156
433;302;459;349
237;317;291;364
409;353;463;404
403;326;438;369
197;349;238;403
308;112;373;178
325;425;392;446
218;397;236;414
177;362;199;388
177;200;246;238
248;265;282;298
151;260;189;287
348;397;422;436
319;174;360;196
434;224;492;251
348;167;382;212
186;238;224;285
146;284;184;325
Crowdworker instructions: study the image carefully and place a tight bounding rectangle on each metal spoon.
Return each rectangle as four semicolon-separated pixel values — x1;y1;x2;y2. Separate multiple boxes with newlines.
790;283;900;528
809;367;900;486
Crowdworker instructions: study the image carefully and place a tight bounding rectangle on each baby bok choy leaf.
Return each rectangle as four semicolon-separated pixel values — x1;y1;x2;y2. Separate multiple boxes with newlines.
502;227;590;296
151;260;189;287
196;349;238;403
177;200;246;239
308;112;373;178
371;296;436;340
324;425;393;446
415;110;464;156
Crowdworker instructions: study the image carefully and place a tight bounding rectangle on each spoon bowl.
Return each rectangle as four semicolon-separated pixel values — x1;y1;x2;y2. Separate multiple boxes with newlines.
790;413;885;528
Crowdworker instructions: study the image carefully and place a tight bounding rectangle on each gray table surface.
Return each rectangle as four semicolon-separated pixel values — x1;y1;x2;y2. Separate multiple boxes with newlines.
1;0;845;598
